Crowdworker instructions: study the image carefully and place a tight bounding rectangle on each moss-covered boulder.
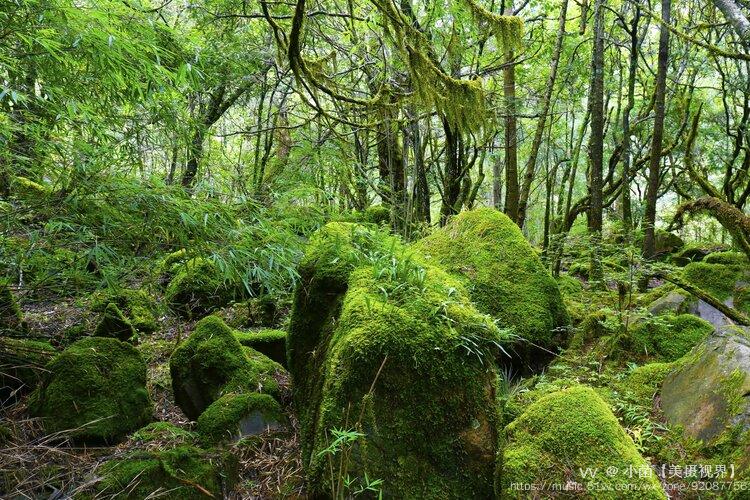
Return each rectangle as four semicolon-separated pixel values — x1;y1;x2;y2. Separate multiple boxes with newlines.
90;288;160;334
0;337;55;401
647;290;698;316
29;337;152;442
165;257;230;316
196;392;285;445
93;445;237;499
94;303;137;342
661;325;750;443
705;251;749;266
169;316;282;420
627;314;714;362
654;229;684;256
290;222;506;497
616;362;676;407
498;386;666;499
233;328;286;367
0;281;25;333
414;208;569;371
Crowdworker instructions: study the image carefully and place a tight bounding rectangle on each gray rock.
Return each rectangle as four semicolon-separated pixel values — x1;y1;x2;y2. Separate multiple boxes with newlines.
661;325;750;442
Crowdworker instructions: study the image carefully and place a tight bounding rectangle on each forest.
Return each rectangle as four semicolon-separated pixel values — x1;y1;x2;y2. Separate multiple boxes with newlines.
1;0;750;497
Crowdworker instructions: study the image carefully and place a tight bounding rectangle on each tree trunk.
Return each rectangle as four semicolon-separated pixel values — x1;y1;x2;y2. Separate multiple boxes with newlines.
517;0;569;228
621;3;640;233
642;0;671;278
712;0;750;45
440;118;463;225
502;3;519;222
587;0;606;287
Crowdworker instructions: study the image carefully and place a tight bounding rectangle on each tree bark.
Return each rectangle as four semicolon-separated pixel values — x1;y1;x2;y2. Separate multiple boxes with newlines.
587;0;606;287
621;3;641;233
502;3;519;222
712;0;750;45
642;0;671;276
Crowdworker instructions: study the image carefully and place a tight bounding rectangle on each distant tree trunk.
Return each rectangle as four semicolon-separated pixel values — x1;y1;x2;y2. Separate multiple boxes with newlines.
502;3;519;222
587;0;606;287
440;117;463;225
621;4;641;233
517;0;568;228
411;118;431;224
492;148;503;209
182;127;205;188
642;0;671;284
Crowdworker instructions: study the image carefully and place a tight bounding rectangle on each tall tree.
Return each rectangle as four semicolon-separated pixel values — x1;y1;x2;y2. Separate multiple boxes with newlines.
587;0;606;286
642;0;672;273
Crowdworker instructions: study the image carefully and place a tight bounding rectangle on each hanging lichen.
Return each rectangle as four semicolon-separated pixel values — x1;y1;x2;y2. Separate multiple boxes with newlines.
462;0;524;52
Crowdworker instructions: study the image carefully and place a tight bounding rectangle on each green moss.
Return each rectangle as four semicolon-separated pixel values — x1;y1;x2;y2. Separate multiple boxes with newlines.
197;392;284;445
414;208;569;367
290;222;506;497
0;280;25;333
165;258;230;316
557;273;583;297
11;176;48;198
233;329;287;366
0;338;55;399
94;445;236;499
617;362;676;407
29;337;151;443
705;251;749;266
627;314;714;362
682;262;745;300
94;303;137;342
499;386;666;499
90;288;160;334
363;204;390;225
169;316;282;421
130;422;196;443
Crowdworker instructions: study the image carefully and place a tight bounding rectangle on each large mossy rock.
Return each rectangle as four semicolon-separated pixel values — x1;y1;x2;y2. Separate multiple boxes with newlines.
29;337;152;442
661;325;750;443
414;208;569;371
289;222;506;498
93;445;237;499
627;313;714;362
498;386;666;499
653;229;684;256
169;316;282;421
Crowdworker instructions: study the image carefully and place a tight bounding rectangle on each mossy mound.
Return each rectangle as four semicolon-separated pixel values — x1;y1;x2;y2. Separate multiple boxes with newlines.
29;337;152;443
627;314;714;362
654;229;684;256
705;251;749;266
90;288;160;333
616;362;676;407
290;222;505;497
0;281;25;333
196;392;285;445
130;421;196;443
93;445;237;499
499;386;666;499
0;338;55;401
682;261;747;301
671;243;729;266
414;208;569;371
165;258;230;316
169;316;282;421
94;303;137;342
233;328;286;366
